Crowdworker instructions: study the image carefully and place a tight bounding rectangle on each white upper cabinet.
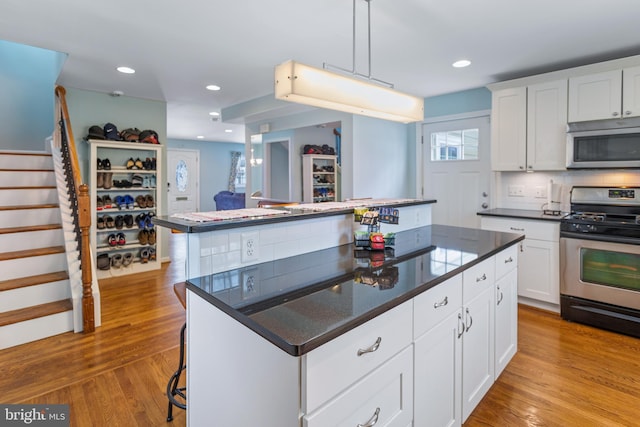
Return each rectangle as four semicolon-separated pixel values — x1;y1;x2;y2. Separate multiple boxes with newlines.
568;66;640;122
622;65;640;119
491;80;567;171
491;87;527;171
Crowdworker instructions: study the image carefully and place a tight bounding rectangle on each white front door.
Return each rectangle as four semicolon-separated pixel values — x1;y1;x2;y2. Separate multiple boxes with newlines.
167;148;200;215
422;115;491;228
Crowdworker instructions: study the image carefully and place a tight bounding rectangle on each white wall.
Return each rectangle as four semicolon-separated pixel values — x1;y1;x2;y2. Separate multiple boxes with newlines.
351;115;413;199
496;170;640;212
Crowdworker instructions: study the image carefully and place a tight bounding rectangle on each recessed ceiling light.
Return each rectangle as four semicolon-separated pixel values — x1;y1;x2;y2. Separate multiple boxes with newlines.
452;60;471;68
117;66;136;74
224;129;233;133
206;84;221;91
209;111;220;116
196;135;204;139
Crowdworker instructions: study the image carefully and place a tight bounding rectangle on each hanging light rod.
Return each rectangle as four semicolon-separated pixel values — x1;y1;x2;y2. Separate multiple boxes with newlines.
274;0;424;123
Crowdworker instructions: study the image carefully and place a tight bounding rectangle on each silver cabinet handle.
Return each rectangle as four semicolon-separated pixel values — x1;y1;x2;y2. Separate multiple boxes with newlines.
612;111;619;116
476;273;487;283
510;227;525;232
357;407;380;427
497;286;504;306
457;312;465;339
504;256;513;264
465;308;473;332
357;337;382;356
434;296;448;309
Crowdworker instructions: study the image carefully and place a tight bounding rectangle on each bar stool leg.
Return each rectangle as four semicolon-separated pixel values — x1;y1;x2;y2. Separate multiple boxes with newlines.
167;322;187;421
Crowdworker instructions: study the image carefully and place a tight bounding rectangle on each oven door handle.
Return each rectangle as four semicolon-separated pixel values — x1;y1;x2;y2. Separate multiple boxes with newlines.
561;231;640;245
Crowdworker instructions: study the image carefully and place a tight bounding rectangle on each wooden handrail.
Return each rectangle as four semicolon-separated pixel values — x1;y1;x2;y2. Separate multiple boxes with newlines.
54;85;95;333
54;86;82;189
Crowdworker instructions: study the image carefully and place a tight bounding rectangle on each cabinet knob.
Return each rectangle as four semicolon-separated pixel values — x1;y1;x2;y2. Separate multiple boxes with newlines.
625;110;632;116
612;111;620;117
519;166;524;170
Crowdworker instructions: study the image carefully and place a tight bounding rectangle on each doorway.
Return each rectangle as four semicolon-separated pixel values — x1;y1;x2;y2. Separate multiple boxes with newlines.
167;148;200;215
422;114;491;228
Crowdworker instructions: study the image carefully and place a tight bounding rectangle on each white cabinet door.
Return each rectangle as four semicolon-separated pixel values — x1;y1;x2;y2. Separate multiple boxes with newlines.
526;80;568;171
568;70;622;122
518;239;560;304
622;65;640;119
414;311;462;427
494;268;518;378
461;286;495;422
491;87;527;171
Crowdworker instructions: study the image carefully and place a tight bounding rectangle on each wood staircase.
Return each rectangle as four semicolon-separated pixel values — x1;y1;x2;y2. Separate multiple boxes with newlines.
0;151;75;349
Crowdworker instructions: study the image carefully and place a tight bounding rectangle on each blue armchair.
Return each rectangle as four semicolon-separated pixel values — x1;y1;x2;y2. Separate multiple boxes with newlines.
214;191;246;210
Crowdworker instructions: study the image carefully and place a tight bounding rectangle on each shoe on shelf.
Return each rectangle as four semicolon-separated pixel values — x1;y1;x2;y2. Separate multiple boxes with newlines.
103;172;113;190
97;253;110;270
135;213;146;229
116;232;126;246
138;229;149;245
145;195;155;208
122;252;134;266
140;247;150;264
115;215;124;230
97;217;105;230
134;158;144;169
126;158;135;169
145;212;155;229
151;157;156;170
144;157;152;170
149;175;156;188
135;195;146;208
142;175;150;188
131;174;144;187
114;195;125;210
148;228;156;245
108;233;117;247
105;215;115;229
102;195;113;209
111;253;123;269
124;194;135;209
97;158;104;170
96;172;104;188
149;247;156;261
124;214;134;228
97;196;104;211
103;158;111;170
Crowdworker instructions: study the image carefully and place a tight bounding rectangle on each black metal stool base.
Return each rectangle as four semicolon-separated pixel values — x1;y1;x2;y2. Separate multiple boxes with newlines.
167;322;187;422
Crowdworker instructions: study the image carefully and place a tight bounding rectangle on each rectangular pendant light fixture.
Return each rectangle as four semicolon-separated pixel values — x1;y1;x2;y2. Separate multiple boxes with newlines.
275;60;424;123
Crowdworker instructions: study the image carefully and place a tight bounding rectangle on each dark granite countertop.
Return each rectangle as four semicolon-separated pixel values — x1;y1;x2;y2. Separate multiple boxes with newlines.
477;208;568;221
155;199;436;233
186;224;524;356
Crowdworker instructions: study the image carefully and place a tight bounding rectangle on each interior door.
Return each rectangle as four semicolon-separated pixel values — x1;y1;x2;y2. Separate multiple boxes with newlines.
167;148;199;215
422;115;491;228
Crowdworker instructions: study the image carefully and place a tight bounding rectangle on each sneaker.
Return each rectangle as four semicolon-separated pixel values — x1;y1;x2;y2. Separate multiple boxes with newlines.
116;232;126;246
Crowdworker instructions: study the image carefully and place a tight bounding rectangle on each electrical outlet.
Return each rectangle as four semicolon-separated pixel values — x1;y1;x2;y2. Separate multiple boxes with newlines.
241;232;260;262
535;186;547;198
241;268;260;299
508;185;525;197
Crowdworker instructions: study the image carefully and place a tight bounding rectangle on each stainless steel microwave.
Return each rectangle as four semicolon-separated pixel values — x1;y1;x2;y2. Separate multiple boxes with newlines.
567;118;640;169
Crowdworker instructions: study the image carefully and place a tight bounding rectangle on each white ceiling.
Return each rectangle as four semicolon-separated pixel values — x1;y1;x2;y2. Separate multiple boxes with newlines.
2;0;640;143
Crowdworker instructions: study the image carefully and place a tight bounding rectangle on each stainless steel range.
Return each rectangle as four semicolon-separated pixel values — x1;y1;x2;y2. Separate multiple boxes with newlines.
560;186;640;338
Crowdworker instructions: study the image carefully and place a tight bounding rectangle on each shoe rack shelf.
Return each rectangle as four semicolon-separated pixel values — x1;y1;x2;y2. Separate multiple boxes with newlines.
302;154;337;203
87;140;163;278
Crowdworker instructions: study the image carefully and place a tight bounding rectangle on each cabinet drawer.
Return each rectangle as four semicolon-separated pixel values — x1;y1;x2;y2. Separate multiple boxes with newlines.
495;244;518;280
302;301;413;413
303;346;413;427
481;217;559;241
414;275;462;339
463;256;495;304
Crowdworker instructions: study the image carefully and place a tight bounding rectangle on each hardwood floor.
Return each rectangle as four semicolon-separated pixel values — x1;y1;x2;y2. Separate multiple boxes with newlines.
1;233;639;426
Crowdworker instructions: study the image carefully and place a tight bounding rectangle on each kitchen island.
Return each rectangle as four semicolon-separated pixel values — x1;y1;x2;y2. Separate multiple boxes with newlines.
180;224;523;426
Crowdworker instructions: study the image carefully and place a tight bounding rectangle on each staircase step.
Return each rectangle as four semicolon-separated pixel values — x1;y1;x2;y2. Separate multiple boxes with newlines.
0;188;59;206
0;228;64;252
0;246;65;262
0;271;69;292
0;299;73;327
0;224;62;235
0;170;55;187
0;151;52;170
0;203;59;211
